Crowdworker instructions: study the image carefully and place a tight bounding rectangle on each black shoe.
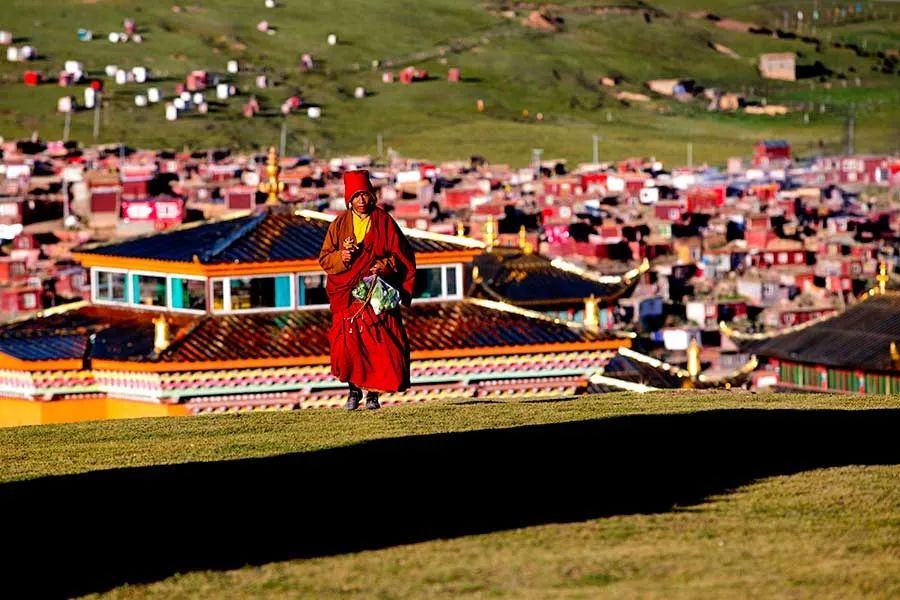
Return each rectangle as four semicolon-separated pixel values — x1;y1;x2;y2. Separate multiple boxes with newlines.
365;393;381;410
344;388;362;410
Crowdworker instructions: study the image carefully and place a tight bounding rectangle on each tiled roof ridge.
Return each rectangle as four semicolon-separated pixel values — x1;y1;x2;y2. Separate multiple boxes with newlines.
721;290;899;342
0;300;91;331
295;209;486;250
0;324;106;340
155;315;209;360
463;297;635;341
200;210;268;262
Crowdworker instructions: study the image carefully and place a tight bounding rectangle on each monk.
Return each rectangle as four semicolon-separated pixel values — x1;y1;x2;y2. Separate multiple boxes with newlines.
318;170;417;410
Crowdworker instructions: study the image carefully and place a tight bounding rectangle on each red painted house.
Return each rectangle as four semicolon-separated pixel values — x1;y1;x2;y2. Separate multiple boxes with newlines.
223;186;257;211
120;165;155;199
685;186;725;213
0;285;42;315
0;257;28;284
753;140;791;167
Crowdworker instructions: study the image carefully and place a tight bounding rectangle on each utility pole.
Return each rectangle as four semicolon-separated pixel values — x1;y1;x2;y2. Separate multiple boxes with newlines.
63;110;71;142
532;148;543;177
592;134;600;164
847;105;856;155
92;95;101;142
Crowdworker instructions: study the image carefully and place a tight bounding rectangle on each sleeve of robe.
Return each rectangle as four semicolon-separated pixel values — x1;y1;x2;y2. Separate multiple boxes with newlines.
382;216;417;306
318;216;349;275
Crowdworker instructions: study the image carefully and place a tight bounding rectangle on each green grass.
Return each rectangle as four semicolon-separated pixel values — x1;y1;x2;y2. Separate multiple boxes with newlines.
89;464;900;599
1;1;897;165
3;391;900;598
1;391;898;483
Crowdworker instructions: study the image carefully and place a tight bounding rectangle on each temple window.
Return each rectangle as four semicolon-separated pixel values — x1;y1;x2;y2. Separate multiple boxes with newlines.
413;264;462;301
212;275;293;312
212;280;226;311
93;269;128;303
132;274;167;307
171;277;207;312
297;273;328;308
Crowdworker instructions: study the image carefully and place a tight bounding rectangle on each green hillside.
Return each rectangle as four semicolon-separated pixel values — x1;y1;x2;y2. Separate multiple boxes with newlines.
0;0;898;165
2;392;899;598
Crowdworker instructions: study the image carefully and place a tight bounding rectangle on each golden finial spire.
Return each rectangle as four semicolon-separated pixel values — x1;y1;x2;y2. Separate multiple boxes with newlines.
876;261;889;295
687;337;701;383
259;145;285;205
153;315;171;354
583;294;599;329
484;214;495;251
456;221;466;237
890;342;900;368
518;224;534;254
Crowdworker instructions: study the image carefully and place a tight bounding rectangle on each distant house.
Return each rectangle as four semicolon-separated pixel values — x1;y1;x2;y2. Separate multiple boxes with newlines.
753;140;791;167
758;53;796;81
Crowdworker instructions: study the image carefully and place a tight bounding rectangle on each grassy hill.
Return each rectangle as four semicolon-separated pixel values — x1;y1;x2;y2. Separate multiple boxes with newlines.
1;391;899;598
0;1;898;165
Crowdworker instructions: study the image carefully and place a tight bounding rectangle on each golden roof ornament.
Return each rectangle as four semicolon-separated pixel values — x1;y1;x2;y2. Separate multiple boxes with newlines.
259;145;285;205
153;315;171;354
876;261;889;295
518;225;534;255
890;342;900;369
456;221;466;237
686;337;701;385
484;214;495;251
583;294;599;329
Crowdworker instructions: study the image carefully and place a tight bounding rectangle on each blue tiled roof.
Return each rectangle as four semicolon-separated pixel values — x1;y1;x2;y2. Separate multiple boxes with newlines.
75;209;470;264
0;334;87;361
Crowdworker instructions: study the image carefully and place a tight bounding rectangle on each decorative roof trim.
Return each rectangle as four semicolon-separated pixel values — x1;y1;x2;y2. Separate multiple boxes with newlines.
617;346;691;378
465;297;584;330
463;298;637;339
697;355;759;385
549;257;650;284
0;300;91;328
719;312;836;341
0;354;83;372
88;339;627;373
587;373;659;393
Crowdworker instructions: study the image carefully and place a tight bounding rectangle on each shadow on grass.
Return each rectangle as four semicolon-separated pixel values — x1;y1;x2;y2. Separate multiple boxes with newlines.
2;408;898;598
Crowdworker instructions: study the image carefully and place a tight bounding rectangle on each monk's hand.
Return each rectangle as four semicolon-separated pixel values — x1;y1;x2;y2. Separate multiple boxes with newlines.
370;261;384;275
341;249;353;265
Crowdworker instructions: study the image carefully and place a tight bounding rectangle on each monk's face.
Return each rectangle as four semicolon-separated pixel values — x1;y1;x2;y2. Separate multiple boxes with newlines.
350;191;375;215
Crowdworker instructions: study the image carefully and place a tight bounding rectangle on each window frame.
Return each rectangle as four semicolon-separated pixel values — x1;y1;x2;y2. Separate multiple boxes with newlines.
296;272;330;310
411;263;464;303
91;267;130;305
211;273;295;314
168;274;208;314
129;270;170;311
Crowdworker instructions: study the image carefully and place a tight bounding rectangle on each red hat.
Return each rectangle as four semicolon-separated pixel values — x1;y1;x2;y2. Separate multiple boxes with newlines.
343;169;374;205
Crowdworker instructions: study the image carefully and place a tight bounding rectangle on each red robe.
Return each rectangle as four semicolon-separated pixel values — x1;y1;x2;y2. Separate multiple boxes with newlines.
318;207;417;392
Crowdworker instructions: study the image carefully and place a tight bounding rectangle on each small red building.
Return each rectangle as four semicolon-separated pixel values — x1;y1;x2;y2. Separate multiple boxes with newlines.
0;257;28;284
753;140;791;167
0;285;42;315
685;186;725;213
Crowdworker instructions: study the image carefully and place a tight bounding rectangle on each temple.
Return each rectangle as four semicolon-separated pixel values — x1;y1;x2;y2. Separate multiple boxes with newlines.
722;265;900;394
0;154;634;425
